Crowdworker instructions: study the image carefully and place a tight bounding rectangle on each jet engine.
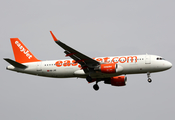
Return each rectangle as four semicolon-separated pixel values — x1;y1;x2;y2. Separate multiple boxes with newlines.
95;63;123;73
104;76;127;86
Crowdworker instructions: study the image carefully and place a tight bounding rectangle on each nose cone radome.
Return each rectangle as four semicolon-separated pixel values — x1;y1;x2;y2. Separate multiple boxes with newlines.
164;61;172;70
168;61;172;68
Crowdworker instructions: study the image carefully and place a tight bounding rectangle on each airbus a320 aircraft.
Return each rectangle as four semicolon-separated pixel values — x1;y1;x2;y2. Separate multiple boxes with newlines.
4;31;172;90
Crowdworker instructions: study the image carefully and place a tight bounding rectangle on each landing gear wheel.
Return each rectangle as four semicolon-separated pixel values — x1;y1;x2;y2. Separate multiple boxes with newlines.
148;78;152;83
93;84;99;91
147;72;152;83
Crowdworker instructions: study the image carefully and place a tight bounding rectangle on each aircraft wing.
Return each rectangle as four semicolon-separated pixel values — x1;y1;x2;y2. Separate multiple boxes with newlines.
50;31;100;73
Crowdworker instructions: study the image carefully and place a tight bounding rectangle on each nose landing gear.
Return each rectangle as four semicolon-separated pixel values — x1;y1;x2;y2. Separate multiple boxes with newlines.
147;72;152;83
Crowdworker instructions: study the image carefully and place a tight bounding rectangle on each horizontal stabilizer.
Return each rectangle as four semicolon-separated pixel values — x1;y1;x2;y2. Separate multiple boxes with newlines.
4;58;27;69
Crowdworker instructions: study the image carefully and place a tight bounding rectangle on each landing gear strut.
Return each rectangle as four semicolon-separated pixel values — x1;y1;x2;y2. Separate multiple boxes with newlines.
147;72;152;83
86;75;92;83
86;75;100;91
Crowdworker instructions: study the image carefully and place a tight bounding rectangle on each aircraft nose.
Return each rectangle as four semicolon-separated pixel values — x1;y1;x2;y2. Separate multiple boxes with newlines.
165;61;172;69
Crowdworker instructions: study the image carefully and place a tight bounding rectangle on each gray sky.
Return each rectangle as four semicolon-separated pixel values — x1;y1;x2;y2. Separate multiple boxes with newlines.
1;0;175;120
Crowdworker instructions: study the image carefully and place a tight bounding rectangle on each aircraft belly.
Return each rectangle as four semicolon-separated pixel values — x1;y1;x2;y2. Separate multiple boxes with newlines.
42;66;78;78
122;63;160;74
122;64;139;74
122;62;154;74
56;67;76;77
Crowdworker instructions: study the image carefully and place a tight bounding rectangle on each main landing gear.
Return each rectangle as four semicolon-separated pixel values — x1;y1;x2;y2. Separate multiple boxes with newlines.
86;75;92;83
93;82;99;91
147;72;152;83
86;75;100;91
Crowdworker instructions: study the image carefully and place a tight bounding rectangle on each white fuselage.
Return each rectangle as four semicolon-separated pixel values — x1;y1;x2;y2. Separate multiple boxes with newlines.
6;54;172;79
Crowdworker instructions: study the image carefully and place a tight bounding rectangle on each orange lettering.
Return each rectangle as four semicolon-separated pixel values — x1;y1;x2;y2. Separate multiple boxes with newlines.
55;61;63;67
112;57;118;63
103;57;110;63
119;57;126;63
96;58;103;62
78;64;81;68
72;60;78;66
55;56;138;68
63;60;71;66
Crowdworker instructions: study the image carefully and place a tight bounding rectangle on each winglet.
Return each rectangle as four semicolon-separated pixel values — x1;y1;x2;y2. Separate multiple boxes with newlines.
50;31;58;41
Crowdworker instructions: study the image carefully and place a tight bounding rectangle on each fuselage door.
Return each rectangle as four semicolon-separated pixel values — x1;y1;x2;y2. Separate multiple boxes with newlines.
37;62;42;71
145;54;151;64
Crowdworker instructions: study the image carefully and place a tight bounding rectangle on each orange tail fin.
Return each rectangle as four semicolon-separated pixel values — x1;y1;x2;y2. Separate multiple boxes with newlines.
10;38;40;63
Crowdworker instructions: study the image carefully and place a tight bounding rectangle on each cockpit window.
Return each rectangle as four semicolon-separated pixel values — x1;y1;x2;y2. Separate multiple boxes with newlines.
157;57;165;60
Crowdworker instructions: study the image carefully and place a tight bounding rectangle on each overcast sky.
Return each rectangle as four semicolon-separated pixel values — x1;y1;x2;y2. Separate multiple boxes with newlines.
0;0;175;120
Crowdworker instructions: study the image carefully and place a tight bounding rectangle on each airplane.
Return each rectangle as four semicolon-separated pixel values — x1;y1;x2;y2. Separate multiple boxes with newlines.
4;31;172;91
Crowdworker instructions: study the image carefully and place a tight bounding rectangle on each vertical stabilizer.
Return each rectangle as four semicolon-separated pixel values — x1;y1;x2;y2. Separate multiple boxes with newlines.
10;38;40;63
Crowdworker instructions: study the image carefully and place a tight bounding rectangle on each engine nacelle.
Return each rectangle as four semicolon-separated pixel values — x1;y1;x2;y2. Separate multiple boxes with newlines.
98;63;123;73
104;76;127;86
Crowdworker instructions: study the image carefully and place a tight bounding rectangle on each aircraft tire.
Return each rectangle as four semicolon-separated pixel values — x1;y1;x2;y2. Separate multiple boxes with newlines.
93;84;99;91
148;78;152;83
